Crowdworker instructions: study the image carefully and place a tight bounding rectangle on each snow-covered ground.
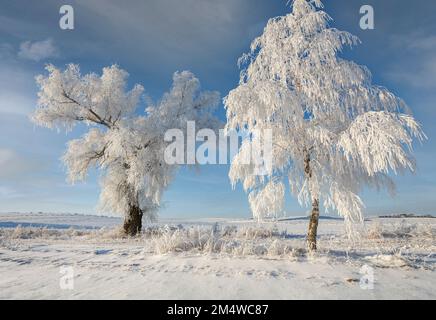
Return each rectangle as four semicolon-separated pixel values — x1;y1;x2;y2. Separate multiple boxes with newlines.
0;212;434;299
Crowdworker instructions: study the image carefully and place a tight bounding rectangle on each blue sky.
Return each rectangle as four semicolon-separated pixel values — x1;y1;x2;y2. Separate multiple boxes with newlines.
0;0;435;218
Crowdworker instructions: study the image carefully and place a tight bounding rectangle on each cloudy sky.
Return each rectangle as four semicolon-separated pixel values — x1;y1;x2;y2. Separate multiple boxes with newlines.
0;0;435;218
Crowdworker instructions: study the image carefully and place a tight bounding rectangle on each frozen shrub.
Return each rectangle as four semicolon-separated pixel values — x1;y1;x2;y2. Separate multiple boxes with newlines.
267;239;295;257
390;220;416;238
86;227;125;240
11;225;26;239
10;226;62;239
147;224;300;257
366;221;383;239
222;225;237;237
152;229;191;254
253;244;268;255
238;226;275;239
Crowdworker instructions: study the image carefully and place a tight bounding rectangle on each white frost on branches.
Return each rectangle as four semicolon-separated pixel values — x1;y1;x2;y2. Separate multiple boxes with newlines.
32;65;220;220
224;0;425;225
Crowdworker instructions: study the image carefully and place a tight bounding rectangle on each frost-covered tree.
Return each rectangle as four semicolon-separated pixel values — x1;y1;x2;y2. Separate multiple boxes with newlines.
32;64;219;236
224;0;425;250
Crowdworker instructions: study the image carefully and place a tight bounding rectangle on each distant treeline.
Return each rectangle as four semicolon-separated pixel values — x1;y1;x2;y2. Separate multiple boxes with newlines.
379;214;435;218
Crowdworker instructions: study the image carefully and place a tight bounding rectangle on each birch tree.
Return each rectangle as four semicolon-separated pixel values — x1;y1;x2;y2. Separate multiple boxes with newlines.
32;64;219;236
224;0;425;250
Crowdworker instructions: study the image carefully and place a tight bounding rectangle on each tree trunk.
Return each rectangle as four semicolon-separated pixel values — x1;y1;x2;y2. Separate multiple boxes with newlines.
307;198;320;251
304;148;319;251
123;205;143;236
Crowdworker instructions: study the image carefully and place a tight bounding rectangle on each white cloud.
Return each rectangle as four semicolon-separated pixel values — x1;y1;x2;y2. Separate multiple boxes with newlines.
0;1;279;88
18;38;58;62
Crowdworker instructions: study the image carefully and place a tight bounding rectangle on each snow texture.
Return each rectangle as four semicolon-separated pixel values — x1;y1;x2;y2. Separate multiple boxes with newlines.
0;212;434;299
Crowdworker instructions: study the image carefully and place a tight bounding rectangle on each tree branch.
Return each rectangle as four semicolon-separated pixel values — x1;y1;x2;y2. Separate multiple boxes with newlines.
60;90;113;129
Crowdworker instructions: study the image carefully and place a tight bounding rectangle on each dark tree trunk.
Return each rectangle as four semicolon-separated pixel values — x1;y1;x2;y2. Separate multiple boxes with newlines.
123;205;143;236
304;148;319;251
307;198;320;251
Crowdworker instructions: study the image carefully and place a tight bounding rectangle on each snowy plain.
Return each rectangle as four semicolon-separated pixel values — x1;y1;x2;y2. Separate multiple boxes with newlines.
0;212;434;299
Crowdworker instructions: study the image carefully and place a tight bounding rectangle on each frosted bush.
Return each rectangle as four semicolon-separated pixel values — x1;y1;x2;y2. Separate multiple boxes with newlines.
89;227;126;240
420;224;435;238
11;225;26;239
366;221;383;239
365;220;434;240
147;224;301;258
10;226;63;239
392;222;416;238
151;227;218;254
237;226;280;239
267;239;297;257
